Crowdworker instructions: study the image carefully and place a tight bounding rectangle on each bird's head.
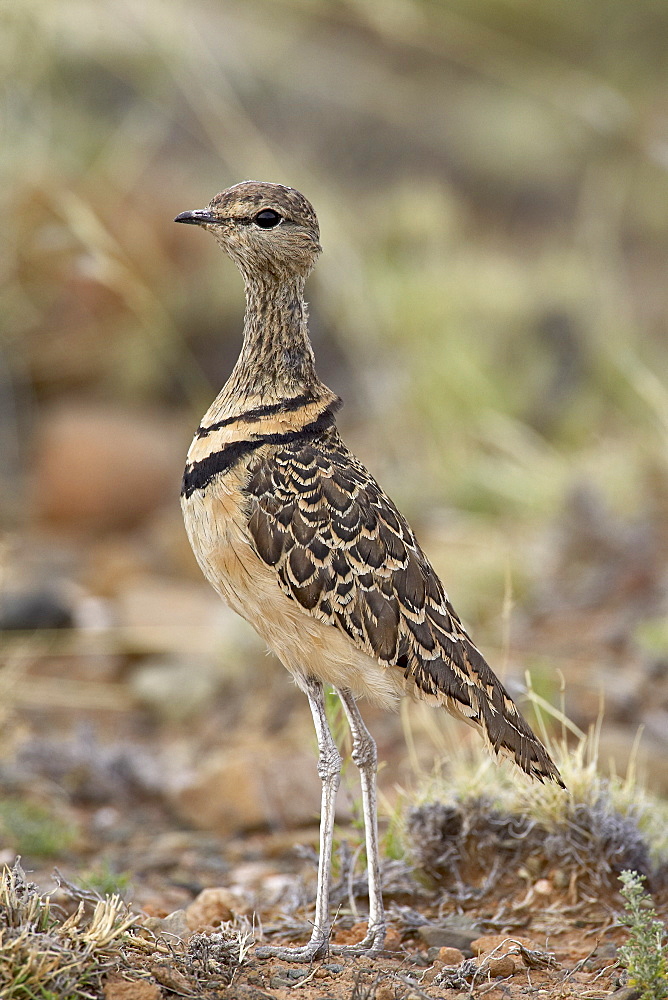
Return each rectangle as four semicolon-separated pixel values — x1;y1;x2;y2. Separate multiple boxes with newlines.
175;180;321;280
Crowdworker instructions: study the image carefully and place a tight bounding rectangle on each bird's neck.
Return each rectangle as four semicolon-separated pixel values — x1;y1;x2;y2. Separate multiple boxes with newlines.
221;272;328;409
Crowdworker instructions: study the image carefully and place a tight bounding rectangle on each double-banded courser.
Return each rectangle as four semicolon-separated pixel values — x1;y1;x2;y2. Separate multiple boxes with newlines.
175;181;563;962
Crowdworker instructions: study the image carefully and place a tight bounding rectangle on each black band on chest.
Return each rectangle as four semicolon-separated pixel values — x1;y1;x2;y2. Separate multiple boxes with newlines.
181;405;339;498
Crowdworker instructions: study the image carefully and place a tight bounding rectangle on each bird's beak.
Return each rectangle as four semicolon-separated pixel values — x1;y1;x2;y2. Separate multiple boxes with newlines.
174;209;217;226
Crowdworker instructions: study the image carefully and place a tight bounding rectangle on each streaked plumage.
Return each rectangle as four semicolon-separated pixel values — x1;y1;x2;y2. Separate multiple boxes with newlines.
175;181;563;962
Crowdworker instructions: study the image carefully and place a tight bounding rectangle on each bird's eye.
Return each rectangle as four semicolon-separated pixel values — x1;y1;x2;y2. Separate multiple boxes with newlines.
253;209;282;229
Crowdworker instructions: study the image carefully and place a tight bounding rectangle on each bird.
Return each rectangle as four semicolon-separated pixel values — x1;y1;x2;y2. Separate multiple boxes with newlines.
174;181;563;963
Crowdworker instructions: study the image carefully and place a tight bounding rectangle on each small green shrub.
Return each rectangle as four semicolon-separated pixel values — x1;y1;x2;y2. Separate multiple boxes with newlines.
618;869;667;1000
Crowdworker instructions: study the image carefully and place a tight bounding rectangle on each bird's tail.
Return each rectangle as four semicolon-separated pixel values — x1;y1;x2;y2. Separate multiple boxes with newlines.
411;637;564;787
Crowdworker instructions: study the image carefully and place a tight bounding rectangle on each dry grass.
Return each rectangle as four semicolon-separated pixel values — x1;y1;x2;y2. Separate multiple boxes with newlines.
0;860;259;999
0;859;138;1000
401;694;668;905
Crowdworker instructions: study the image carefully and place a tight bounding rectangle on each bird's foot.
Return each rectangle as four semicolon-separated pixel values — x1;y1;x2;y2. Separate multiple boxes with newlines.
330;921;386;956
255;931;329;964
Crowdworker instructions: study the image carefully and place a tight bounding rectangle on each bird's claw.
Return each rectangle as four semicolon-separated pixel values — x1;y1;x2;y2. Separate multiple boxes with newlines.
330;923;386;957
255;935;330;963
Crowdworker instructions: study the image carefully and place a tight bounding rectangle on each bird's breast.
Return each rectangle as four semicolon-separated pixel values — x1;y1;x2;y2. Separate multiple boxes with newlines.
180;465;401;708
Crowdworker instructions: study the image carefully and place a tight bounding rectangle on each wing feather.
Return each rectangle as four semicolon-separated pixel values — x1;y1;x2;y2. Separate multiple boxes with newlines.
246;428;562;785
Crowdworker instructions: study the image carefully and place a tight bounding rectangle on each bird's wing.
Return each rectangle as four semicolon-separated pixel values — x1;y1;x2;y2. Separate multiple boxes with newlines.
245;428;562;785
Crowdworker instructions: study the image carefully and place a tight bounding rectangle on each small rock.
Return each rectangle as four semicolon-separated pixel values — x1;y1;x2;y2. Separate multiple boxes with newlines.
417;924;478;955
470;934;537;957
592;942;618;958
487;955;516;977
422;964;444;984
534;878;553;896
32;403;184;533
259;873;301;907
116;576;236;658
230;862;298;906
131;655;223;721
437;946;464;965
143;908;191;941
270;974;293;989
173;743;325;836
584;941;618;970
151;964;193;993
384;926;403;951
186;887;242;930
0;587;74;631
224;987;274;1000
103;976;162;1000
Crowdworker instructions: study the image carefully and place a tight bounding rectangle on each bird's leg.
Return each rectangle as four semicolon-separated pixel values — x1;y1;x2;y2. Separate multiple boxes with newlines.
256;676;341;962
331;688;386;954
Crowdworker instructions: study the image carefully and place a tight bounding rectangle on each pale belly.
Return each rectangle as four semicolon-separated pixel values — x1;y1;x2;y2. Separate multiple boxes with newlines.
181;483;402;708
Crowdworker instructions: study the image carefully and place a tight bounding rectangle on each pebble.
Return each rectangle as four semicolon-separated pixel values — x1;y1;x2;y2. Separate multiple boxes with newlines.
228;987;274;1000
417;923;478;955
151;963;193;993
422;963;445;985
32;403;184;532
584;946;618;971
143;908;191;941
103;977;161;1000
470;933;537;957
172;743;324;836
185;887;239;929
487;955;516;977
384;927;403;951
131;654;222;721
270;973;296;989
0;588;74;631
592;942;618;958
437;946;465;965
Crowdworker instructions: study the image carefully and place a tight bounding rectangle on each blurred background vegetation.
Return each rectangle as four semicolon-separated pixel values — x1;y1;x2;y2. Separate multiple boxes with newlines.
1;0;667;861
